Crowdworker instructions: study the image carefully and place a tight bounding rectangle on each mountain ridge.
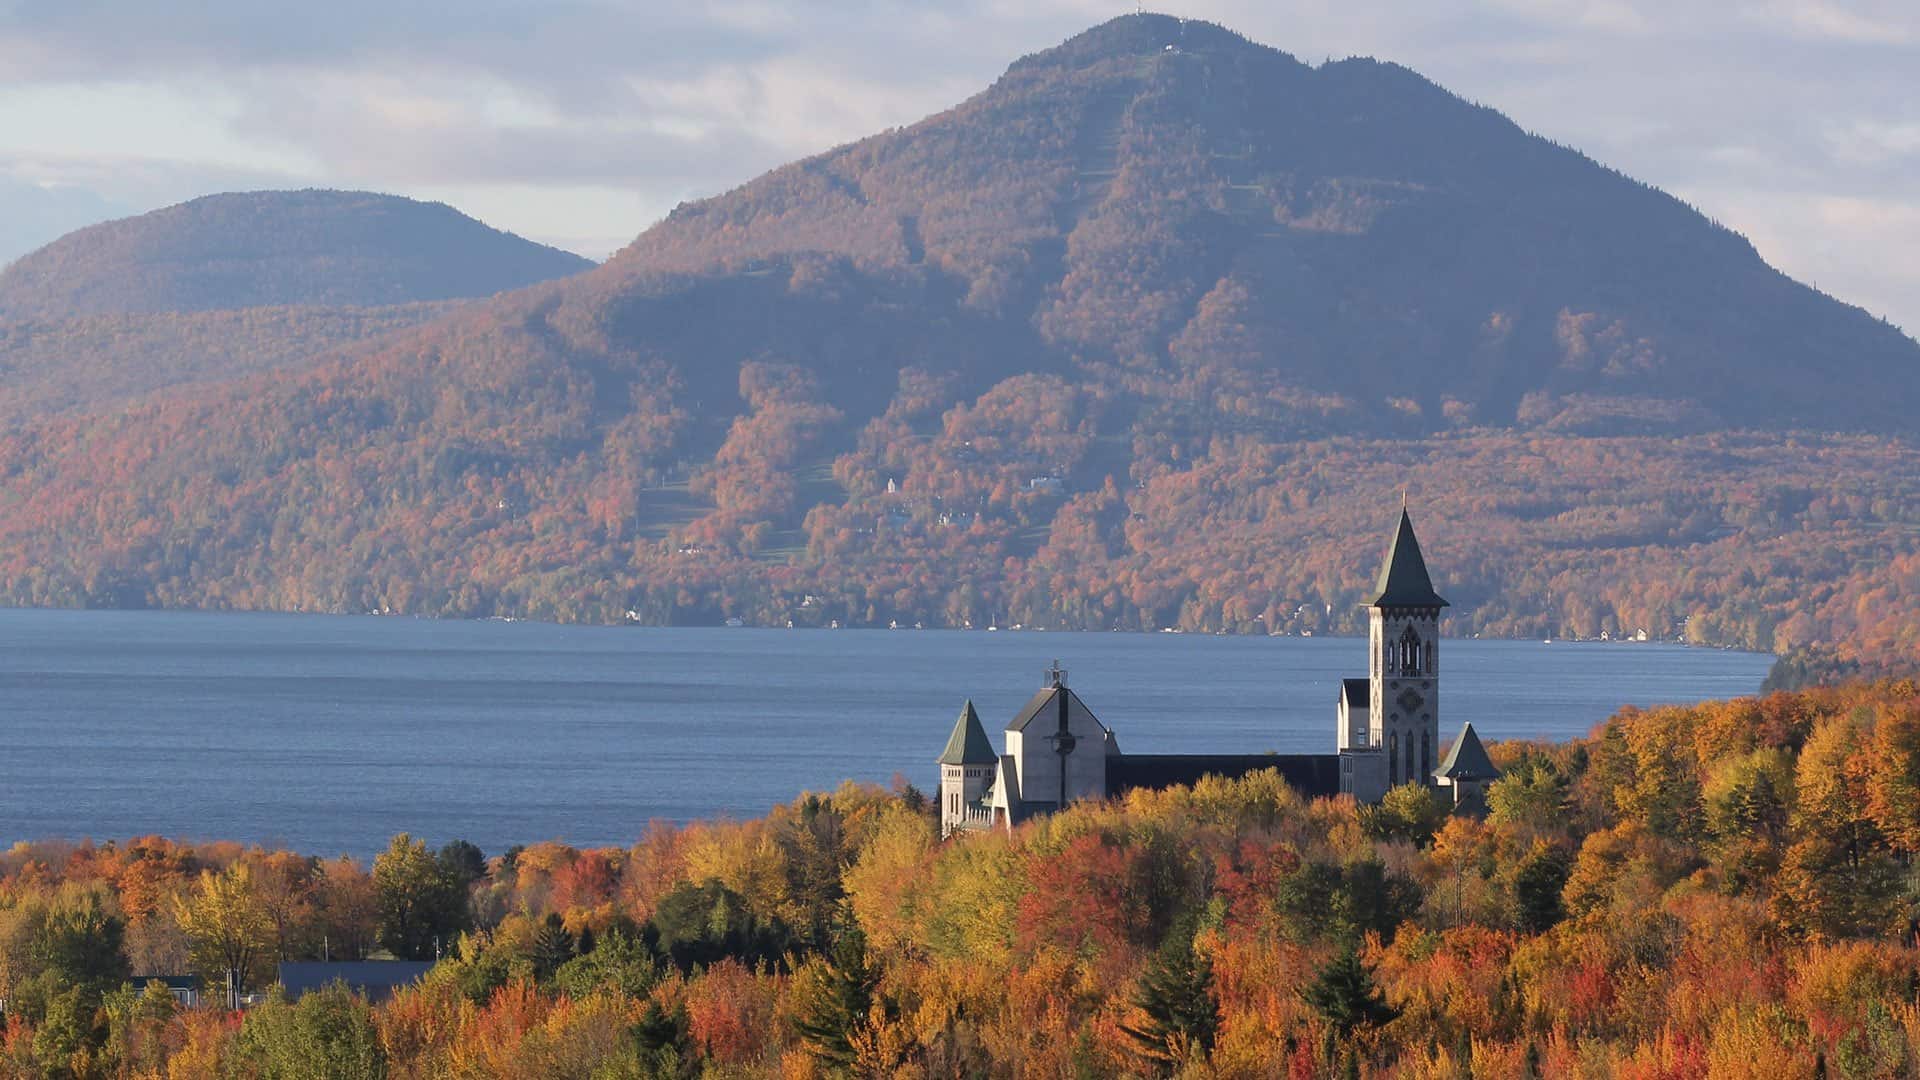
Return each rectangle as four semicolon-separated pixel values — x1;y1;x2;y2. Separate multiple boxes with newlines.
0;189;594;319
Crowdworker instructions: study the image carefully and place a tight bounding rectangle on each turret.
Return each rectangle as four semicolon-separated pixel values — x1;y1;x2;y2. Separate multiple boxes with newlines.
938;700;997;838
1367;506;1448;791
1434;721;1499;813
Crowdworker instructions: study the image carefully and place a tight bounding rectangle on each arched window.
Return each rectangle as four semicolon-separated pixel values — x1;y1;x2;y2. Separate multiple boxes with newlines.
1404;734;1416;785
1389;733;1400;785
1421;731;1431;782
1398;626;1422;675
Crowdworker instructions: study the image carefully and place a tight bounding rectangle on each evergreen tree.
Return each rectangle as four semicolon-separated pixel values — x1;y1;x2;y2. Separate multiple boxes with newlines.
621;998;690;1077
792;921;885;1069
529;912;576;981
1120;928;1221;1070
1300;939;1399;1042
1514;845;1572;934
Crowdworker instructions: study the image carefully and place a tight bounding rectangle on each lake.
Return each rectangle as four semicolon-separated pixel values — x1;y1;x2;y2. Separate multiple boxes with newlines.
0;609;1771;858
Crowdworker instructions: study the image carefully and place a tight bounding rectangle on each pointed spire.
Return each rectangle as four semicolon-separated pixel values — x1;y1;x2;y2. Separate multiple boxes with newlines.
1434;722;1498;781
1366;506;1449;608
938;699;999;765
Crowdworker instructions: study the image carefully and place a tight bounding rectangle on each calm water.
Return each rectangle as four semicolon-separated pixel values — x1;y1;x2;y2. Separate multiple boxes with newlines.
0;609;1770;858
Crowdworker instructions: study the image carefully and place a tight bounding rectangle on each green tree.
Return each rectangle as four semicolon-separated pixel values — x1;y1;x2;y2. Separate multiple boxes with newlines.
1362;783;1448;847
235;983;386;1079
1119;928;1220;1071
100;980;178;1078
436;840;488;890
791;921;886;1068
625;998;690;1077
1513;845;1572;934
1487;758;1569;834
34;890;130;997
1300;939;1399;1042
528;913;575;981
647;878;792;973
32;984;105;1077
372;834;470;961
553;925;657;1000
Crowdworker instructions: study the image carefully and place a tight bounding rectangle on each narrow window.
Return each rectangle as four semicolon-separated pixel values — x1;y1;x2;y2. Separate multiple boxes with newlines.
1421;731;1431;782
1389;733;1400;785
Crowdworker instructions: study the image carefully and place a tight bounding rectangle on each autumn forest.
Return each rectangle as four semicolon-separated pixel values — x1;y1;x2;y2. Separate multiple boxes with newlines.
8;681;1920;1076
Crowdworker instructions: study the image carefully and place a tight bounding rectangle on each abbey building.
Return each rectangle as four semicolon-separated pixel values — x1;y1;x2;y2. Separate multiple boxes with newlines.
939;508;1497;837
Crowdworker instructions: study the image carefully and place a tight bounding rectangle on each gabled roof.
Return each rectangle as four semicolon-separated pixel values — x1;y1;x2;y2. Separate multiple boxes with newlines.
938;700;999;765
1434;722;1498;782
1005;684;1107;735
1367;507;1449;608
1341;678;1369;706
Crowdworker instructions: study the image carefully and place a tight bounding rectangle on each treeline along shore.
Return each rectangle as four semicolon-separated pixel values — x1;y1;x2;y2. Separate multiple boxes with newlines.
7;680;1920;1076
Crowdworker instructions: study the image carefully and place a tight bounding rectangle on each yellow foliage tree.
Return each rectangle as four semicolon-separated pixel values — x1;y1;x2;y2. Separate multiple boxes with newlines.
175;864;275;1001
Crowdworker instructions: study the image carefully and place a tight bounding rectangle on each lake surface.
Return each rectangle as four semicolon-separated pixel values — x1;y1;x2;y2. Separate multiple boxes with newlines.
0;609;1771;858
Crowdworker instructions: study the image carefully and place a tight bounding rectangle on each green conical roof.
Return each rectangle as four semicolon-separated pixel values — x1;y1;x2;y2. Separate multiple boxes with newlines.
1367;507;1449;608
1434;722;1498;782
938;700;998;765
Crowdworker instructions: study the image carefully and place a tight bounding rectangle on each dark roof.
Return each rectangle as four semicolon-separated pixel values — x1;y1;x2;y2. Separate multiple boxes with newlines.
1367;508;1449;608
1005;685;1106;735
938;700;999;765
278;961;433;1003
1434;722;1499;782
1107;754;1341;800
1341;678;1369;706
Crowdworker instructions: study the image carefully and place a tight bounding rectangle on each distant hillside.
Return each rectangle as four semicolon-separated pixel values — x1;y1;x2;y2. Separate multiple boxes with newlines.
0;190;593;319
1;15;1918;662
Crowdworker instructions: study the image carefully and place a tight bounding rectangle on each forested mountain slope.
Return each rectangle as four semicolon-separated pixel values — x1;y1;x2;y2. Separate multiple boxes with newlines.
0;15;1916;659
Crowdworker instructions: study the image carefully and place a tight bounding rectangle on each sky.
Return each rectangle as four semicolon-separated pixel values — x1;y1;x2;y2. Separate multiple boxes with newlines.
0;1;1916;333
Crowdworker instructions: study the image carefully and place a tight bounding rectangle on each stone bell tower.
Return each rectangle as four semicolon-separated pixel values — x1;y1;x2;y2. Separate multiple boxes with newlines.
1368;505;1448;791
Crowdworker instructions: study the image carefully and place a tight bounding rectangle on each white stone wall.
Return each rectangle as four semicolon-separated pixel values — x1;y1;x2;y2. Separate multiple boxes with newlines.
1009;692;1109;806
940;763;994;838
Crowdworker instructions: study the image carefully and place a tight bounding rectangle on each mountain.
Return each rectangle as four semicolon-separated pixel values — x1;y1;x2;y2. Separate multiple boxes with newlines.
614;15;1918;434
0;190;592;417
0;189;593;319
1;15;1918;661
